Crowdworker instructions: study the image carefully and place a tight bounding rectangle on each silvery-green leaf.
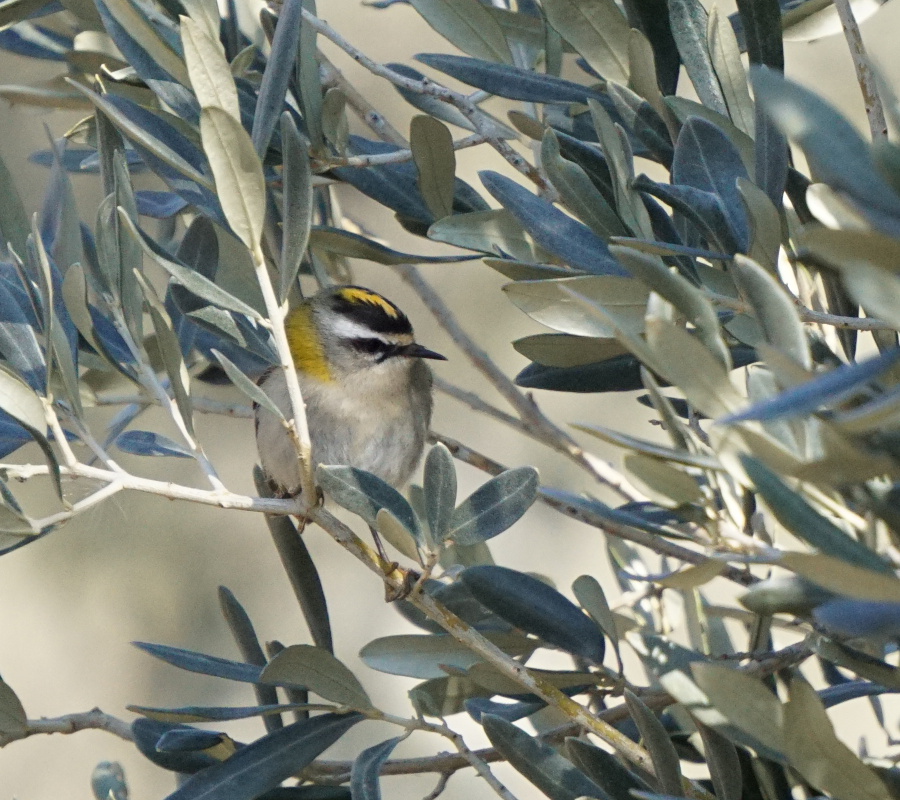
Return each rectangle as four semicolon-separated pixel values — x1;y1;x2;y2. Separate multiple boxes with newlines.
410;114;455;221
644;318;743;417
90;761;128;800
460;565;606;663
424;442;456;541
670;116;750;252
814;598;900;639
116;430;193;458
261;644;371;709
0;147;29;259
504;275;649;339
739;574;833;616
428;210;533;261
738;178;781;272
163;713;362;800
781;553;900;604
0;679;26;740
316;464;421;541
624;689;683;796
96;0;189;86
587;99;653;238
482;714;608;800
612;244;729;369
181;15;239;120
415;52;605;105
130;718;218;773
784;676;890;800
359;632;535;679
445;466;538;545
668;0;727;115
217;586;280;731
69;83;215;193
0;363;46;434
279;113;312;300
732;254;809;369
541;129;627;239
688;662;786;761
740;456;893;574
514;333;627;368
481;171;627;276
212;349;281;419
572;574;620;661
251;0;301;156
134;641;263;682
126;703;310;724
695;721;742;800
721;347;900;426
565;738;651;800
606;81;674;166
707;5;754;137
376;507;420;561
542;0;629;84
411;0;513;64
199;105;265;250
121;213;263;320
309;227;478;265
297;0;322;151
573;422;721;470
733;0;783;69
351;737;401;800
254;466;333;654
321;87;349;154
135;271;193;434
623;454;703;505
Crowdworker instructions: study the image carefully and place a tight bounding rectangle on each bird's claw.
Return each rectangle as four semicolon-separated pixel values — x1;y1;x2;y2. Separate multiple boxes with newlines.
384;565;420;602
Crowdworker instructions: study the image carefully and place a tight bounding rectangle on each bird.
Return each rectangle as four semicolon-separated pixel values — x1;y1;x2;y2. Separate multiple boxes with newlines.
255;283;446;520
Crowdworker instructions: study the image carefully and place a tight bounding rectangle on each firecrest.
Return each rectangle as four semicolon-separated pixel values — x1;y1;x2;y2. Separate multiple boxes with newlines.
255;285;446;496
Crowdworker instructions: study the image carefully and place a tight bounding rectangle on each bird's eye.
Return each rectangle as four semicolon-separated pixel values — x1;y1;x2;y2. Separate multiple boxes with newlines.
352;337;390;355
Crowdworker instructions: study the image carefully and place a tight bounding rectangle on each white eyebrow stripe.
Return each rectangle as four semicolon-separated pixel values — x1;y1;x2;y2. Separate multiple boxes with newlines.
330;317;390;341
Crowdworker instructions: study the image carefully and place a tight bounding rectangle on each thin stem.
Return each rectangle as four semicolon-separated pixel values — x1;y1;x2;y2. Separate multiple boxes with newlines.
707;289;898;332
15;710;134;743
302;8;552;194
4;461;303;517
108;296;226;493
374;712;518;800
423;772;452;800
45;400;78;469
250;242;315;500
63;413;127;474
95;393;254;418
834;0;888;142
434;377;532;435
315;133;487;170
397;265;647;503
319;51;408;147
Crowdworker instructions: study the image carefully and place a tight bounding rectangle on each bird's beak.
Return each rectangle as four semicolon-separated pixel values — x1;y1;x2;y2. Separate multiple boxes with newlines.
399;343;447;361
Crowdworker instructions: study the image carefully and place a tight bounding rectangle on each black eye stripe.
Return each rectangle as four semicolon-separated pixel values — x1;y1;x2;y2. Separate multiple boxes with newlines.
351;337;393;355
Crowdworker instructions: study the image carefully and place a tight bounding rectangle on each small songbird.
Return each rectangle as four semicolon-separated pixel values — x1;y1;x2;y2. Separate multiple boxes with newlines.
255;285;446;499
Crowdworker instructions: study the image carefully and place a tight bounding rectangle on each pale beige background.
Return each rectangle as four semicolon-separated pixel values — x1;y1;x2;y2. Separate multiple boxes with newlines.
1;1;900;798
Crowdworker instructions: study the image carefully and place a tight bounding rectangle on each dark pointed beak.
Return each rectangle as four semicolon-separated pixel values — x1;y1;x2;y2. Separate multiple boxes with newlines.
399;343;447;361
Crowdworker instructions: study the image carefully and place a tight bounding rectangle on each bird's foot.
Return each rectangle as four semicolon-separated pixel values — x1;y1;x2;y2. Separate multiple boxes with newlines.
384;565;420;602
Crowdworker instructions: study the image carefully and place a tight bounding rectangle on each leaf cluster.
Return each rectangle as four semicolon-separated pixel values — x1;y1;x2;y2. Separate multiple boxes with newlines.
2;0;900;798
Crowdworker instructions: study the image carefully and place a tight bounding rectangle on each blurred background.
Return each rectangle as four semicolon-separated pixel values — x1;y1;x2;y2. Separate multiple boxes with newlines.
1;0;900;796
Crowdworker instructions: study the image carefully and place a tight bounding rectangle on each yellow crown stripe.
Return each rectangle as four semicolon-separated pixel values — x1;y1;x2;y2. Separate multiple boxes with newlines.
286;305;333;383
337;287;401;319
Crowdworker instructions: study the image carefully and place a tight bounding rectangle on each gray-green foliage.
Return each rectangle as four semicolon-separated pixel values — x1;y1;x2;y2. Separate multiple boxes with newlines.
2;0;900;797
